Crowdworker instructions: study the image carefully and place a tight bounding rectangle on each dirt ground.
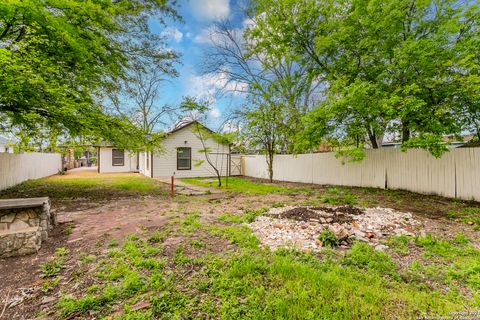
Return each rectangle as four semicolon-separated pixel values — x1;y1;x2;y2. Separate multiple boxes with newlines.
0;173;479;319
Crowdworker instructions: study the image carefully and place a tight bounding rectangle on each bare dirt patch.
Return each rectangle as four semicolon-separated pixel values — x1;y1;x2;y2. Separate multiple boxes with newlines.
271;205;363;223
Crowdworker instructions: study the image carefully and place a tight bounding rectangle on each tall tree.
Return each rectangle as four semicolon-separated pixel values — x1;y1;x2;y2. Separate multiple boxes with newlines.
0;0;179;148
250;0;480;157
201;16;322;179
109;61;178;148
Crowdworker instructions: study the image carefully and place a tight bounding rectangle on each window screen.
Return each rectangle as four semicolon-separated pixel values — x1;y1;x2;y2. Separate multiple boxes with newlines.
112;149;124;166
177;147;191;170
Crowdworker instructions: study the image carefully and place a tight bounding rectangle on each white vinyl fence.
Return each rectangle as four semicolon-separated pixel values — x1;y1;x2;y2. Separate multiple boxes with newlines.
243;148;480;201
0;152;62;191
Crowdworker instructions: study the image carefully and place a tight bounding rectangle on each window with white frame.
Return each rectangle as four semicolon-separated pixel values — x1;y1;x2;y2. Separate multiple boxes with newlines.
112;149;125;166
177;147;191;170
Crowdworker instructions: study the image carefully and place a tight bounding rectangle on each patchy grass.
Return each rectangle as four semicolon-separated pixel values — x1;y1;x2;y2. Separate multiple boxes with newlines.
383;235;412;255
2;174;480;319
44;212;480;320
184;177;480;223
181;177;312;195
447;207;480;230
0;173;168;201
319;187;357;205
218;208;268;224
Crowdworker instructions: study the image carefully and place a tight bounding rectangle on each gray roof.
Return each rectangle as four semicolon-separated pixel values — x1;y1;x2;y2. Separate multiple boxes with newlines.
168;120;215;135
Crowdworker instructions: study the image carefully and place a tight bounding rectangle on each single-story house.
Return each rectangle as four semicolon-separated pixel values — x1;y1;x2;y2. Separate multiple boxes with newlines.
96;121;231;179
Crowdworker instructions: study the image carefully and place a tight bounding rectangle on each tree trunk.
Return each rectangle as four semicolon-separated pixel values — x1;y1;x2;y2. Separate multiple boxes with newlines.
217;172;222;187
402;121;410;143
267;150;274;182
368;132;379;149
196;123;222;187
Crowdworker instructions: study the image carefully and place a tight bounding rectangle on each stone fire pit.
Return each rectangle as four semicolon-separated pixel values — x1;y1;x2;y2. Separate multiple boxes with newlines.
0;197;56;258
249;205;420;252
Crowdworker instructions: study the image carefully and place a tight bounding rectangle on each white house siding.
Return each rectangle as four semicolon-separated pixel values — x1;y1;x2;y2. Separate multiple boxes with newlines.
98;148;138;173
152;125;230;179
138;151;152;178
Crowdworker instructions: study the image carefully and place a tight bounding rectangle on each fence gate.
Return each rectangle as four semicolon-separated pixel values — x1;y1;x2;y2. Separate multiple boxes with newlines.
230;155;242;176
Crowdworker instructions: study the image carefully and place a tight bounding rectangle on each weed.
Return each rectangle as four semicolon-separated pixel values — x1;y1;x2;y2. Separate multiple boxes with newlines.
180;212;202;233
317;229;340;248
271;202;285;208
148;230;166;243
55;247;69;257
218;213;245;224
189;239;205;248
80;254;96;264
40;259;64;278
173;247;192;265
151;291;188;318
108;238;118;248
41;277;59;293
209;225;259;249
244;208;268;223
454;232;469;245
319;187;357;205
64;223;73;236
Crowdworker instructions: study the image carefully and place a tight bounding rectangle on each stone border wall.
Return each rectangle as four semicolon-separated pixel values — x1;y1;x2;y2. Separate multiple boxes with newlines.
0;198;55;258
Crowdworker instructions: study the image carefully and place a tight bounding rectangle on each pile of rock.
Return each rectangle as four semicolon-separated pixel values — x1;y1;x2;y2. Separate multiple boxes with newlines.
249;205;420;252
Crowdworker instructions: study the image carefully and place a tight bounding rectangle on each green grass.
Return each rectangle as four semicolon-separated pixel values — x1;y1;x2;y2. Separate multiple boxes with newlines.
446;207;480;230
383;235;412;255
319;187;357;205
218;208;268;224
52;213;480;320
181;177;312;195
0;174;167;201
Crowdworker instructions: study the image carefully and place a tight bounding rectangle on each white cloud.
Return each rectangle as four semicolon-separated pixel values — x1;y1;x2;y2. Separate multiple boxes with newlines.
161;27;183;43
184;71;248;120
190;0;230;22
193;27;223;45
185;72;248;100
209;107;221;119
193;28;212;44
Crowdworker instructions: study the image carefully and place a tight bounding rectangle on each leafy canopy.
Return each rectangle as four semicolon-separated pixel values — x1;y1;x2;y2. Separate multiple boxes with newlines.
0;0;178;149
250;0;480;157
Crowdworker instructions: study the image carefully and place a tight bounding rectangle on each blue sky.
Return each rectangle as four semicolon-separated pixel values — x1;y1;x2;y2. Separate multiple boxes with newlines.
148;0;247;130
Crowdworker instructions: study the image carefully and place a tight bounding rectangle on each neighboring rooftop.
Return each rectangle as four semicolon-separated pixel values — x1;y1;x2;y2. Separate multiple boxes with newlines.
0;136;10;145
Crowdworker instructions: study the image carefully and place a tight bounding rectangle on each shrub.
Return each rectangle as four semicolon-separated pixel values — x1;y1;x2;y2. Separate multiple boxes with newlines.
318;229;340;248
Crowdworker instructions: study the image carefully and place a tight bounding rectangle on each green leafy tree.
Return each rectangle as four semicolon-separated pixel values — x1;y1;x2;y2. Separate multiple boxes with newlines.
250;0;480;157
0;0;179;149
244;102;285;182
